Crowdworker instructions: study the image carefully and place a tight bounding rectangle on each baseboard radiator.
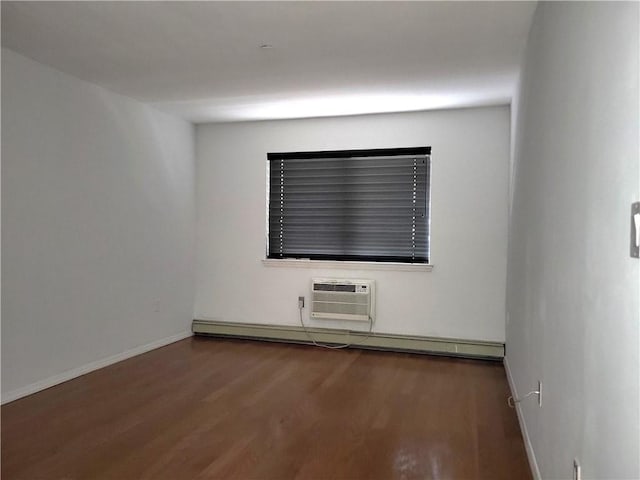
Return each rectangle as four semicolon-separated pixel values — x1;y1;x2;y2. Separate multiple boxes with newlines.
192;319;504;360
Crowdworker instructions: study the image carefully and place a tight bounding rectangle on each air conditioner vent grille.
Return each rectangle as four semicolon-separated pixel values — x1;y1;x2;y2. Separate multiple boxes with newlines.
313;292;369;304
313;302;370;317
314;283;356;292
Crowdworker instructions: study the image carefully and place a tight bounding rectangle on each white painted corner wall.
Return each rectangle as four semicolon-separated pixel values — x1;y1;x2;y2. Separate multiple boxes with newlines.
195;107;510;342
506;3;639;479
1;49;196;402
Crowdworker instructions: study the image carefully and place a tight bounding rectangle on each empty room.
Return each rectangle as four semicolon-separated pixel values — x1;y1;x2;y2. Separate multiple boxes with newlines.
1;1;638;479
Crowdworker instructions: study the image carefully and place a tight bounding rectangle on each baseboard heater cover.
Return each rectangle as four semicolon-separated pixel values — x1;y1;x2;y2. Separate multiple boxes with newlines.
192;319;504;359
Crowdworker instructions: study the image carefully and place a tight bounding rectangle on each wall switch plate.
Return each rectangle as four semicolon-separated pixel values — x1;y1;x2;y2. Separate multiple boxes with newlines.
537;380;542;407
573;459;581;480
632;202;640;258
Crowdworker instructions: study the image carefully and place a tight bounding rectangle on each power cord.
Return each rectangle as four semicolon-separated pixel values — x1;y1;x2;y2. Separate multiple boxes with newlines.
508;390;540;408
298;303;374;350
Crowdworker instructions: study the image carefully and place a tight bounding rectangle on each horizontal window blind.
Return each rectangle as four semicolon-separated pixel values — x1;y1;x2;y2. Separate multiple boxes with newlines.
267;147;431;263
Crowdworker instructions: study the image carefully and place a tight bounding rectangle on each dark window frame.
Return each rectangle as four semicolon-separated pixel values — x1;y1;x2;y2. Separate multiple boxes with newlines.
267;147;431;264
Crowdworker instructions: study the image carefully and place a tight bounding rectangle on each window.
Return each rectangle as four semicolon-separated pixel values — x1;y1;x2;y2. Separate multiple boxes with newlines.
267;147;431;264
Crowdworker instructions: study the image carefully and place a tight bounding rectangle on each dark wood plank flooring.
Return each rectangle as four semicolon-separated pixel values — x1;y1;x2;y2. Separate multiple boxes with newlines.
2;337;531;479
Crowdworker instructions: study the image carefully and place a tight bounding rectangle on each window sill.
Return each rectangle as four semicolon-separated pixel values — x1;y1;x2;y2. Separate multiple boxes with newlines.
261;258;433;272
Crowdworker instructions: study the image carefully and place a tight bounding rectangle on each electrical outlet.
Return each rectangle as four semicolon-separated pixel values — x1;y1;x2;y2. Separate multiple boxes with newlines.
153;299;160;313
298;296;305;309
537;380;542;407
573;459;581;480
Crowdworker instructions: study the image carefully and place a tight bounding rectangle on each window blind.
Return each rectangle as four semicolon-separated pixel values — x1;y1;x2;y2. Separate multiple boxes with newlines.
267;147;431;263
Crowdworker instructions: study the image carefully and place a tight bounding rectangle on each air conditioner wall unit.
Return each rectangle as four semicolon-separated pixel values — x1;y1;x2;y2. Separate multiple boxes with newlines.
311;278;374;322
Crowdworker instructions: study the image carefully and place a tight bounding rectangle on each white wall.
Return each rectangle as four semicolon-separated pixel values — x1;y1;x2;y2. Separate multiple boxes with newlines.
195;106;509;342
1;49;196;401
506;3;639;479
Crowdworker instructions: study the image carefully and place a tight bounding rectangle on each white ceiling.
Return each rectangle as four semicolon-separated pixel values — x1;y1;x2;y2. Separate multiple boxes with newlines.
1;1;536;123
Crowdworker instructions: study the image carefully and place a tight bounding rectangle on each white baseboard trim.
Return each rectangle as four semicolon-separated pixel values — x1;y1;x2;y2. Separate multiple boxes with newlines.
1;330;193;405
504;356;541;480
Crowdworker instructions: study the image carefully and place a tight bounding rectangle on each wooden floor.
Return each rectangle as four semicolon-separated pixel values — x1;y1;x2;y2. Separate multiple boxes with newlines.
2;337;531;480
